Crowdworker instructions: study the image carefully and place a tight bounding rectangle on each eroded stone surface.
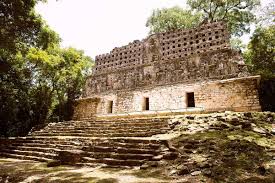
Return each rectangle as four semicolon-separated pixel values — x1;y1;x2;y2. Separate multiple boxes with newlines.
73;21;261;119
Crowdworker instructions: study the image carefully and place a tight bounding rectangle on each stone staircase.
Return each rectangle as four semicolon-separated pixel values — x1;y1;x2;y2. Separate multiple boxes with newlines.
30;118;170;137
0;117;175;167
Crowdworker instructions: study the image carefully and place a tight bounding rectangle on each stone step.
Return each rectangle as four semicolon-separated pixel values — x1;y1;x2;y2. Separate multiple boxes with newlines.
8;146;62;154
90;141;160;150
94;118;168;122
84;146;159;155
7;142;160;156
9;143;161;154
31;132;160;137
56;119;168;123
2;138;164;151
42;126;170;132
51;121;168;126
1;149;57;159
2;137;164;145
11;142;82;150
85;152;154;160
53;126;170;132
47;125;169;130
34;128;169;134
53;118;167;122
82;157;144;166
0;152;53;162
108;138;163;144
31;131;168;137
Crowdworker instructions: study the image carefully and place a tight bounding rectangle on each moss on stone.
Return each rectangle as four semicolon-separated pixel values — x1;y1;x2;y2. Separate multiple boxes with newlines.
169;113;275;183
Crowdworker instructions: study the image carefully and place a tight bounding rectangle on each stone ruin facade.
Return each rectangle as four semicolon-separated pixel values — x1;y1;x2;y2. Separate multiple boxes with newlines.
73;21;261;119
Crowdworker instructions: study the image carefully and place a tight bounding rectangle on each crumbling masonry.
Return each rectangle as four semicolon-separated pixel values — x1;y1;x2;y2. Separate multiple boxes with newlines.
74;21;261;119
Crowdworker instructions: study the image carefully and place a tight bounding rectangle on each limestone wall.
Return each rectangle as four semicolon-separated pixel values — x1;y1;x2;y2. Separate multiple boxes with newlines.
90;76;261;115
195;76;261;112
73;98;100;120
83;21;248;96
84;49;248;96
93;21;229;74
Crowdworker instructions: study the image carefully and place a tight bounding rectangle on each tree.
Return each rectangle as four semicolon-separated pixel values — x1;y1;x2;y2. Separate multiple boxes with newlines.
244;25;275;78
0;0;93;137
0;0;44;51
146;6;203;34
0;50;34;136
0;23;93;136
187;0;260;36
26;45;92;121
230;37;245;50
47;47;92;121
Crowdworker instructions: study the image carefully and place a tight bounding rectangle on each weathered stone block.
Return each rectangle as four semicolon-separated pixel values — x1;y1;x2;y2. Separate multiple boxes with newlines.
58;150;84;165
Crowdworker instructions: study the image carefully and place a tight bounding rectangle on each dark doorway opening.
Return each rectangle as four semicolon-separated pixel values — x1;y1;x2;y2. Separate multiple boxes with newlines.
107;101;113;113
145;97;149;110
143;97;150;111
187;92;195;107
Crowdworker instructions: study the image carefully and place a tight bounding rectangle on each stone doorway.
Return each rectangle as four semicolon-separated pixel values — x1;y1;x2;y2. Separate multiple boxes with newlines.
187;92;195;107
142;97;150;111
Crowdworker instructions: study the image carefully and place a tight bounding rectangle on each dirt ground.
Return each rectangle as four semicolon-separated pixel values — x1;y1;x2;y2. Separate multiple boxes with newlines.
0;158;176;183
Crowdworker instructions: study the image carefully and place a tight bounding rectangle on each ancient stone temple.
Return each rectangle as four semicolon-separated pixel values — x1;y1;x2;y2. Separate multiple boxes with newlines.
74;21;261;119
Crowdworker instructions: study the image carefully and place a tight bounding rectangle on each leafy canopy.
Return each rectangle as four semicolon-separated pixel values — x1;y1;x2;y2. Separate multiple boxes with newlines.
146;6;203;34
0;0;45;51
0;0;93;136
244;25;275;78
187;0;260;36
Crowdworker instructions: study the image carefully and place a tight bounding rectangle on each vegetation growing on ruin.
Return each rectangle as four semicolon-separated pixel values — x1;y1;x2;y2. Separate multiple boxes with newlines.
147;0;261;36
164;112;275;183
146;6;203;34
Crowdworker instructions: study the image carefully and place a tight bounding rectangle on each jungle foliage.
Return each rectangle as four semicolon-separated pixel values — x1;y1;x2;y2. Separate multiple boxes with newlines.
0;0;92;136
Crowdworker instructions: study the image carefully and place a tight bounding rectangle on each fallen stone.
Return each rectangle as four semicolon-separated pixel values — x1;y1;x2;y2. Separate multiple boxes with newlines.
217;116;226;122
140;163;149;170
253;127;266;134
169;120;181;129
58;150;84;165
268;165;275;174
266;117;274;123
178;166;189;175
243;112;252;118
169;169;177;175
241;122;252;130
198;161;211;168
152;155;163;161
202;169;212;176
230;117;240;125
162;152;178;160
191;170;202;176
258;164;268;175
186;116;195;120
148;161;158;167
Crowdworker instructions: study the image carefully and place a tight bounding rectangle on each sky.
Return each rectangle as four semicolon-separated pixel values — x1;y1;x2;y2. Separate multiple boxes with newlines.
36;0;271;59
